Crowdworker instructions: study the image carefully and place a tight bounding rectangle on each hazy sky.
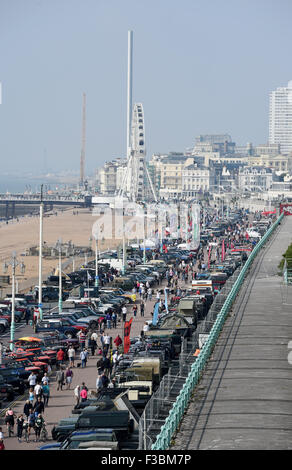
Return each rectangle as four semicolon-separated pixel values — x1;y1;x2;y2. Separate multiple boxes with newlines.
0;0;292;175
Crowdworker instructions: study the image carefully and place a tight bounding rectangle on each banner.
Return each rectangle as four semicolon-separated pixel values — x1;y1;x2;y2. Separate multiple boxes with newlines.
208;245;212;269
164;287;169;314
123;317;133;353
152;301;160;326
221;239;225;262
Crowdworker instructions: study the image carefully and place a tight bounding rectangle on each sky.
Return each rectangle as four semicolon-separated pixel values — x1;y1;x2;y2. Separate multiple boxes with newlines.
0;0;292;176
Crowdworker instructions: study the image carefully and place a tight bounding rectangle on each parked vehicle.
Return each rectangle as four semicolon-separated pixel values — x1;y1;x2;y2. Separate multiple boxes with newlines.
35;319;80;338
0;374;15;404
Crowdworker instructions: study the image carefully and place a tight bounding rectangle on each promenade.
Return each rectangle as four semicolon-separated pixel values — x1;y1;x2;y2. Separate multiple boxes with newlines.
2;269;196;451
173;215;292;450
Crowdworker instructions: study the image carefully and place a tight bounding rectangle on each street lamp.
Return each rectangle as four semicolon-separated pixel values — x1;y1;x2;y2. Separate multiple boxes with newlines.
55;239;63;313
3;252;25;351
38;184;44;321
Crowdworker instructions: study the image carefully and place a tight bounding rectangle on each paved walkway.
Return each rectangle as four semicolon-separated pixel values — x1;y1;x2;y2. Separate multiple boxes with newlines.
173;216;292;450
1;291;160;450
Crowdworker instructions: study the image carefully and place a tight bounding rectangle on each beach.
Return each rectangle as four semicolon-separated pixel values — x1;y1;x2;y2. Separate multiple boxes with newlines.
0;208;124;295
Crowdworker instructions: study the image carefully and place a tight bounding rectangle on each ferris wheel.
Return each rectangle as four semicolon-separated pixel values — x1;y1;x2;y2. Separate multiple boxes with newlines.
119;103;157;202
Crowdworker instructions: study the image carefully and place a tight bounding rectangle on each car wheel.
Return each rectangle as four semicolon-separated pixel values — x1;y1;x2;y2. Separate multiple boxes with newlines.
0;325;5;334
43;296;49;302
90;321;97;329
65;332;73;339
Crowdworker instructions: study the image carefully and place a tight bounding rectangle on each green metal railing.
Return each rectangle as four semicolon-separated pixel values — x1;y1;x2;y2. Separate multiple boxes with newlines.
151;213;284;450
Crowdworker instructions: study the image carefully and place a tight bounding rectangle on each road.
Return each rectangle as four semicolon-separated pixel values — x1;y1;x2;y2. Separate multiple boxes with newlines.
172;215;292;450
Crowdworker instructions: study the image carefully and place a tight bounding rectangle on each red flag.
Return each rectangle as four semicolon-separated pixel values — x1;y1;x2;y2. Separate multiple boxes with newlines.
245;232;249;240
221;240;225;261
123;317;133;353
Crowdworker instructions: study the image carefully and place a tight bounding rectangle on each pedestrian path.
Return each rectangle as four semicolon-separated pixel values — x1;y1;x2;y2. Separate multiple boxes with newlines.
1;286;164;450
173;216;292;450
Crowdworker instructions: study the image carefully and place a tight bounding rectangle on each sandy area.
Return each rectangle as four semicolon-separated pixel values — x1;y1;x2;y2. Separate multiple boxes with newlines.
0;208;124;295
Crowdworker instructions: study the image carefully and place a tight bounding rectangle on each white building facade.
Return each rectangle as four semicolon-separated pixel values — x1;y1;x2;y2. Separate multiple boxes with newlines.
269;81;292;155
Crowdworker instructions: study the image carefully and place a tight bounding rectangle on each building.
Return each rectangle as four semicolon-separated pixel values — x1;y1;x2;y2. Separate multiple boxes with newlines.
254;143;280;157
248;153;289;173
182;161;213;197
238;166;273;192
269;81;292;155
193;134;236;156
98;158;125;195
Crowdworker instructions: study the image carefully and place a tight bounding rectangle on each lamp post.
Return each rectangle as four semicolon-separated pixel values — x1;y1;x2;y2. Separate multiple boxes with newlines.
38;184;44;321
56;239;62;313
3;252;25;351
94;237;99;287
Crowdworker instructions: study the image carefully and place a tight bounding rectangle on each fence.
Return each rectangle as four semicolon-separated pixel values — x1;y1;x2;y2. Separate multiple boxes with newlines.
142;212;284;450
138;263;243;449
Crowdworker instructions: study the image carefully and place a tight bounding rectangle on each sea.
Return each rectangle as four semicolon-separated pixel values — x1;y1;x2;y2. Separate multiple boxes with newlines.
0;175;66;193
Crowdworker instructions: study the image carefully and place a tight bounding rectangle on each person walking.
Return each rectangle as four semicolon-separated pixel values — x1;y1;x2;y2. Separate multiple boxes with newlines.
23;400;33;420
41;373;49;385
34;382;43;401
106;312;112;329
25;307;31;326
34;413;45;442
80;386;88;403
113;334;122;351
4;408;15;437
80;349;87;368
68;346;76;367
147;287;152;301
28;387;34;405
112;312;117;329
42;382;50;408
33;396;45;416
140;301;145;317
103;334;111;356
74;385;80;407
65;367;73;388
17;414;25;442
96;373;103;393
89;337;96;356
122;305;127;322
27;410;36;442
28;372;37;389
78;330;86;349
56;348;65;368
56;367;64;391
133;305;137;318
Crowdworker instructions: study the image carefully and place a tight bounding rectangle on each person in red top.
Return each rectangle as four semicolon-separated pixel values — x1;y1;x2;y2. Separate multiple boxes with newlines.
114;335;122;348
57;348;65;367
80;386;88;402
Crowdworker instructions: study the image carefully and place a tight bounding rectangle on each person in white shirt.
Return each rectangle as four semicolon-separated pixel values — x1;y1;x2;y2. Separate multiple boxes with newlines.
34;383;43;399
28;372;37;388
41;373;49;384
103;334;111;355
74;384;80;406
68;346;76;367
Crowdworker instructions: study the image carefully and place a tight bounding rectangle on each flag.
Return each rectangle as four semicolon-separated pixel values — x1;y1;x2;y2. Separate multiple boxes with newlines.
221;239;225;262
123;317;133;353
164;287;169;314
87;271;92;281
208;245;212;269
152;301;160;326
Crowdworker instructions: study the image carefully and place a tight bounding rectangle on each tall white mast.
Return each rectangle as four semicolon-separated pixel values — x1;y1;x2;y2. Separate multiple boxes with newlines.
127;30;133;159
